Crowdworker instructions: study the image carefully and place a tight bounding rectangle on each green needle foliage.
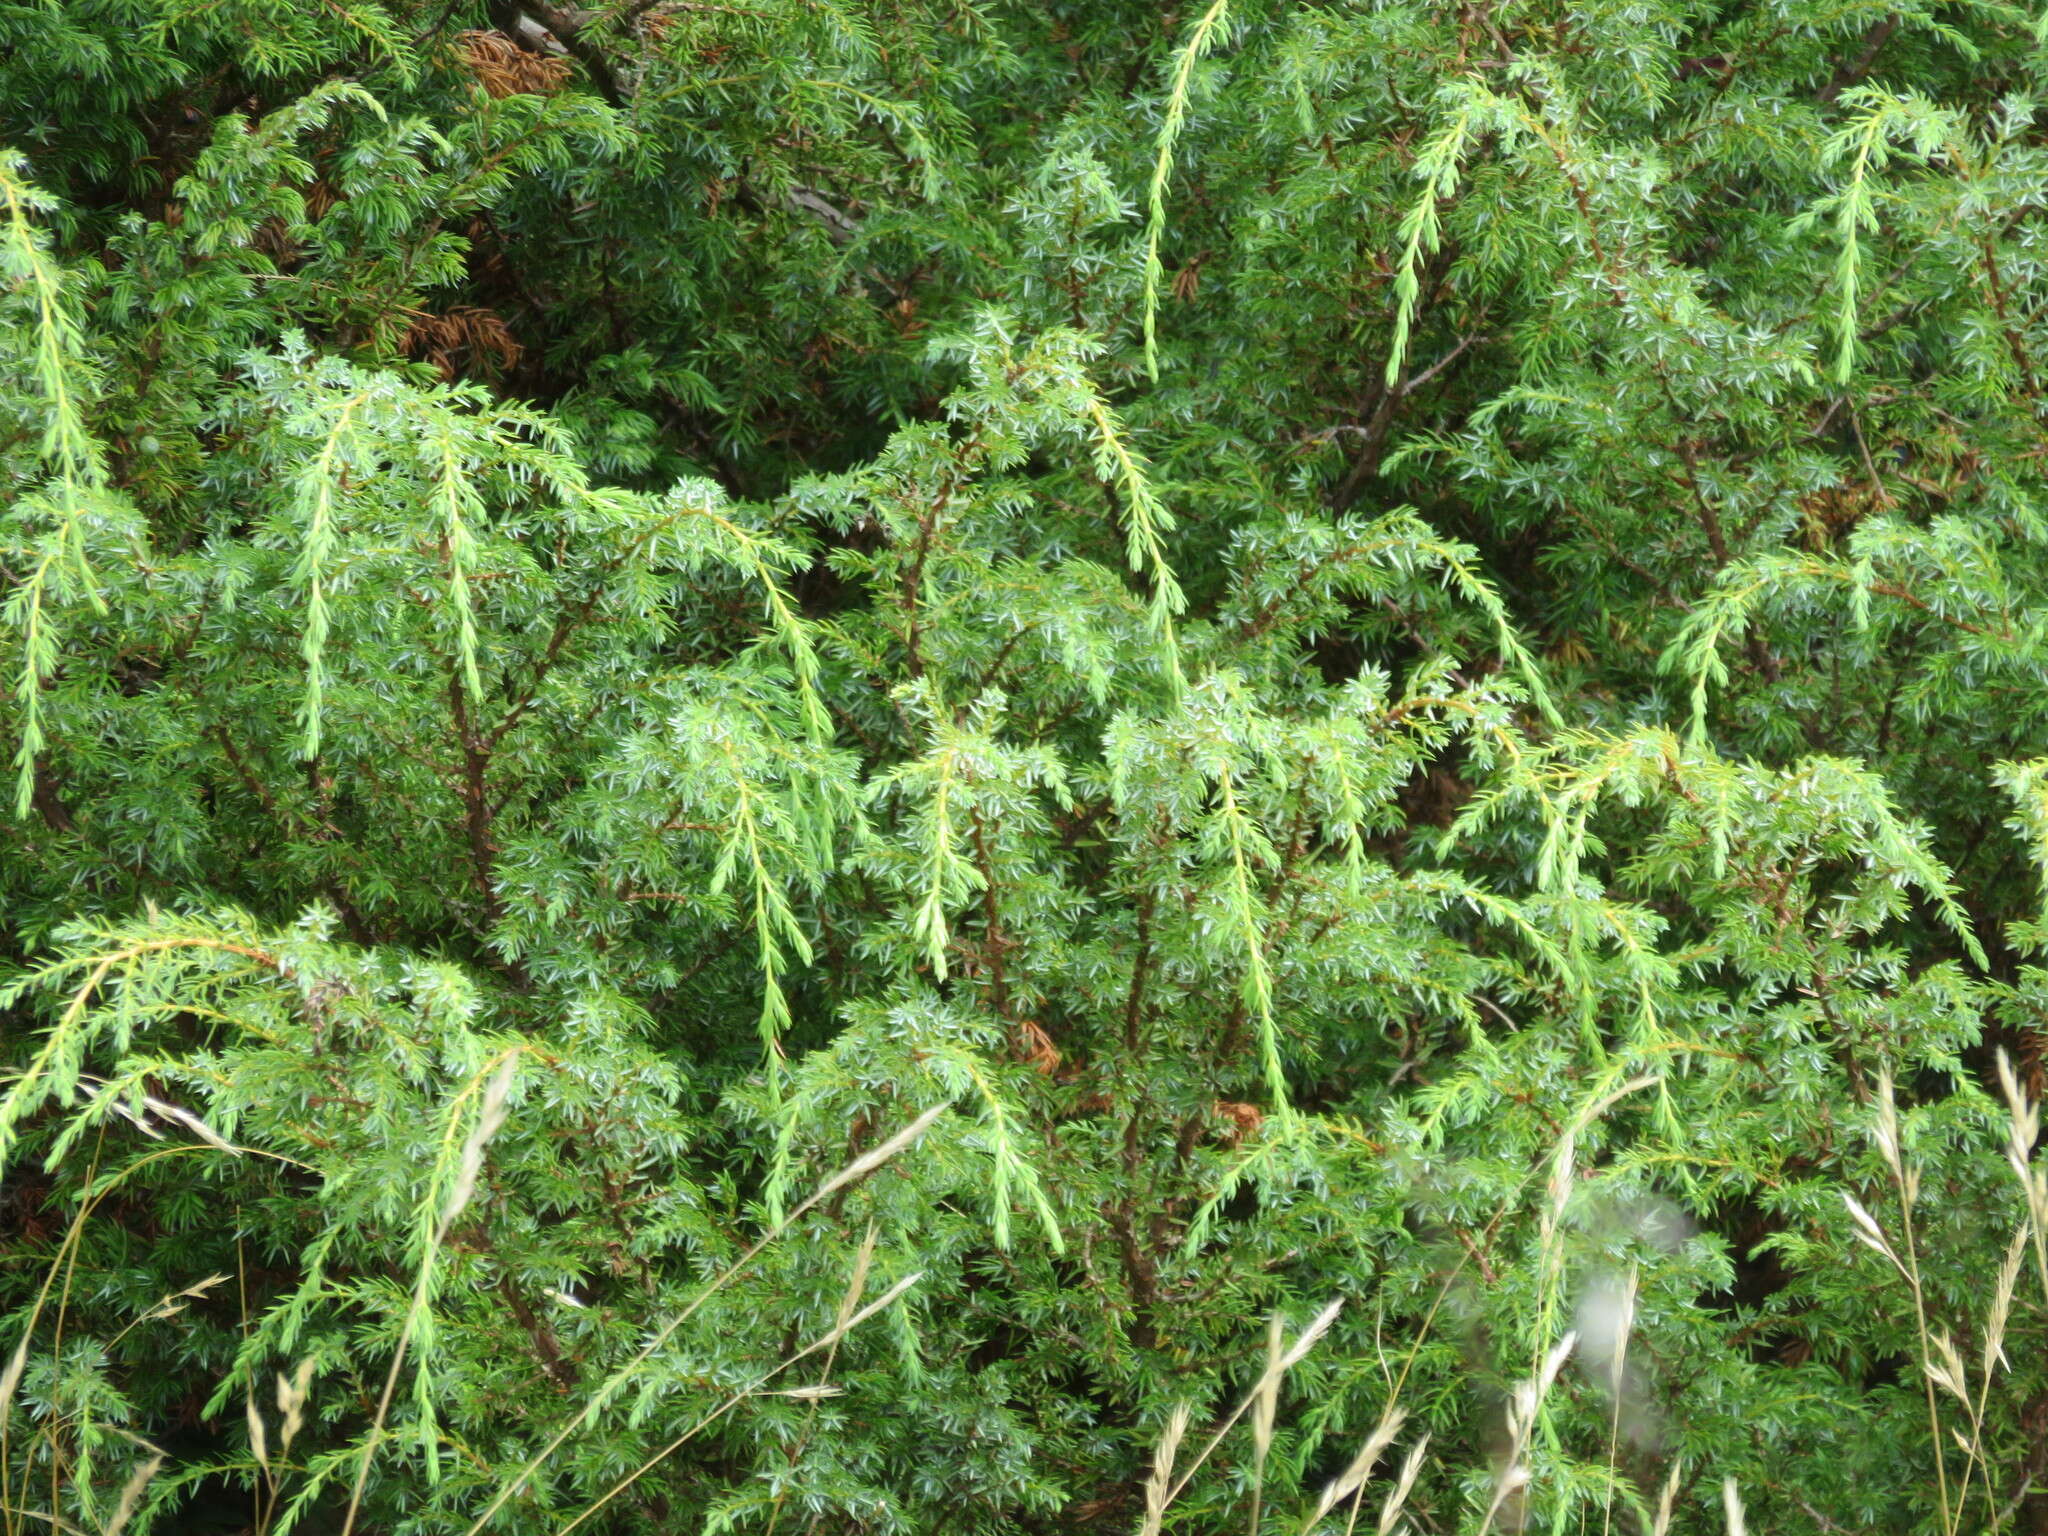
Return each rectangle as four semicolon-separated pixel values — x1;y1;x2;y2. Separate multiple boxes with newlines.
4;3;2048;1534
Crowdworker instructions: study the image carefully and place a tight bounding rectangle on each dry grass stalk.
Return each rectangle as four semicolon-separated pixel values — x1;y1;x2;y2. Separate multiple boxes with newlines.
1649;1463;1681;1536
554;1268;927;1536
813;1102;951;1208
95;1080;240;1155
1141;1403;1193;1536
444;1055;518;1231
1164;1299;1343;1508
1475;1332;1577;1536
1995;1049;2048;1308
1983;1228;2023;1383
342;1054;521;1536
1606;1269;1638;1401
1370;1436;1427;1536
246;1385;269;1473
458;1101;950;1536
1871;1069;1953;1536
99;1274;229;1355
1720;1477;1746;1536
761;1226;878;1536
239;1353;314;1535
790;1270;922;1373
1247;1313;1283;1535
1304;1405;1406;1529
103;1448;165;1536
1842;1191;1907;1275
1947;1227;2026;1528
0;1331;30;1420
1595;1267;1638;1536
834;1225;878;1336
276;1357;315;1457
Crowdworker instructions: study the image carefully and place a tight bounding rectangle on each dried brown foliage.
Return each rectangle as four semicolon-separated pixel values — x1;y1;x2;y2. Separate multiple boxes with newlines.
456;30;571;98
400;306;523;381
1213;1099;1263;1145
1013;1018;1060;1076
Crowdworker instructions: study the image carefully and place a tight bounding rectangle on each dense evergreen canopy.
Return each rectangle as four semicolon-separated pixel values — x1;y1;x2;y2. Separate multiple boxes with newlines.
5;2;2048;1532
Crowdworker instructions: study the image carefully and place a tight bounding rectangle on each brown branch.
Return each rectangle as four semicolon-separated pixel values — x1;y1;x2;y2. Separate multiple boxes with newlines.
28;762;74;834
496;1274;580;1390
448;671;507;929
1123;889;1158;1055
505;0;626;108
1817;15;1900;105
972;624;1037;697
969;810;1015;1023
1672;424;1780;683
1975;234;2042;400
484;588;601;751
1862;578;1992;636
